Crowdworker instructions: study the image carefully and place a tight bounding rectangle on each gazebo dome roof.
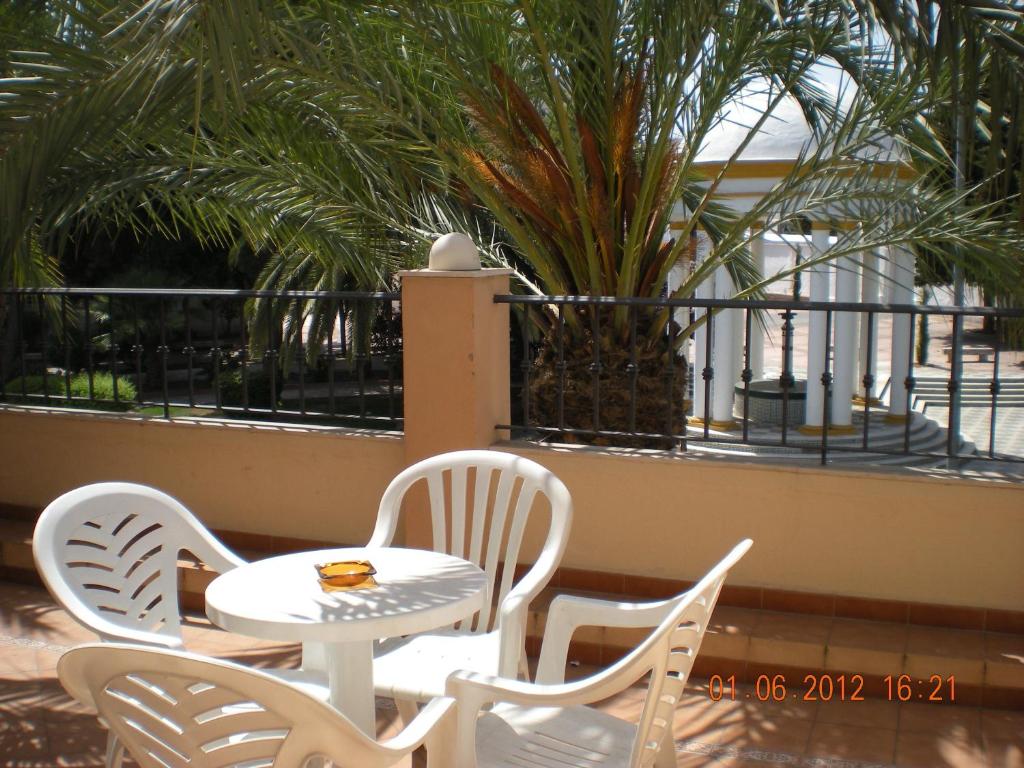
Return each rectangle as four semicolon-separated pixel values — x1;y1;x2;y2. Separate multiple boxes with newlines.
695;84;901;171
696;93;815;165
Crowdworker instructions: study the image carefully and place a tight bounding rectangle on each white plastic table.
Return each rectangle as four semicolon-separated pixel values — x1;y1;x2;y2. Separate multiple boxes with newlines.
205;546;487;734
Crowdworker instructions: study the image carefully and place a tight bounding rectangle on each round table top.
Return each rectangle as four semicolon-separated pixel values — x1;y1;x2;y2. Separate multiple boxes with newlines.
205;547;487;644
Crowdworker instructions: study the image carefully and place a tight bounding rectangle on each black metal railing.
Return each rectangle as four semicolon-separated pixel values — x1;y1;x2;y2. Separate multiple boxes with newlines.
0;288;403;429
498;294;1024;468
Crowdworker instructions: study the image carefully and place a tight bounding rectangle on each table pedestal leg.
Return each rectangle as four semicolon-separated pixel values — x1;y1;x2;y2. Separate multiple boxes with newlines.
325;640;376;736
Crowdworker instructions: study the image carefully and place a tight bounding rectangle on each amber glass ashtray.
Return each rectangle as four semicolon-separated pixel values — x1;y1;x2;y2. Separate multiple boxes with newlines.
315;560;378;592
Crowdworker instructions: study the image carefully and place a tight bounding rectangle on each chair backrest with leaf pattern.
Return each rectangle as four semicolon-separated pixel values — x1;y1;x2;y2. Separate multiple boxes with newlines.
34;482;244;647
58;644;451;768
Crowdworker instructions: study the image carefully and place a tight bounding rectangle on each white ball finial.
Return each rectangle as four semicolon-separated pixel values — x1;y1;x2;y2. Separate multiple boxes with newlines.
429;233;480;270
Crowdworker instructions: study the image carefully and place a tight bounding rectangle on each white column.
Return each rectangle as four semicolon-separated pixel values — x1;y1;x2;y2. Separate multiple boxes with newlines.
691;233;713;423
712;264;737;426
749;230;766;379
803;225;832;429
886;245;916;420
856;248;881;401
831;252;859;428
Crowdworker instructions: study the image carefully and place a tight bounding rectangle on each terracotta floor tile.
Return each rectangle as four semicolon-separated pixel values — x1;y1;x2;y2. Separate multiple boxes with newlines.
985;739;1024;768
815;695;901;730
906;624;987;657
44;716;107;757
0;653;44;684
3;580;1023;768
985;633;1024;689
748;613;831;670
53;752;106;767
805;722;897;763
0;716;49;758
981;708;1024;741
830;617;909;652
826;617;908;677
679;716;814;753
752;611;832;644
894;730;988;768
898;701;983;738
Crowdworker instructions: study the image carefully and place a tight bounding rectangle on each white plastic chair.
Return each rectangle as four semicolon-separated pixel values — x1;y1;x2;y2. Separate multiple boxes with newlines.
33;482;329;767
446;539;753;768
58;643;456;768
368;450;573;704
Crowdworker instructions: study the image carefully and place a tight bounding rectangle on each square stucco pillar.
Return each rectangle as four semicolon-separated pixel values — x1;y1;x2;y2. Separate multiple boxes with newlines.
399;267;513;545
400;268;513;459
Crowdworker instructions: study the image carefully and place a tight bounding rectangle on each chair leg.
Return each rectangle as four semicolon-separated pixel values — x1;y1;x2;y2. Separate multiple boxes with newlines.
105;732;124;768
396;697;420;726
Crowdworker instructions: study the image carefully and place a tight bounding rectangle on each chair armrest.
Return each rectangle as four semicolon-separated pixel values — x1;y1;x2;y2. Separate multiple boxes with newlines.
92;618;184;650
379;696;456;764
446;662;651;765
494;586;538;679
495;540;570;678
535;594;675;684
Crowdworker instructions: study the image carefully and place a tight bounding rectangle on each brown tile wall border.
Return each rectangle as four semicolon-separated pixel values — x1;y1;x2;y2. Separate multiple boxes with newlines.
4;519;1023;636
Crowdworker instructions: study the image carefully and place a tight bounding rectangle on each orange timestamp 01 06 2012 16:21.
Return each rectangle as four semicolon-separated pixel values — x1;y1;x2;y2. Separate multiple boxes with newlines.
707;673;956;703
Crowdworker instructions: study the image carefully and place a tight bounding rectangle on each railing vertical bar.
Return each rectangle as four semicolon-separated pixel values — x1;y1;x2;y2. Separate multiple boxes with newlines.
702;311;713;440
83;296;93;401
590;304;601;433
0;300;6;401
183;297;194;408
741;308;753;443
293;304;305;415
0;301;7;401
989;316;1000;458
266;303;278;414
780;310;794;446
132;300;143;406
158;299;169;418
240;299;250;412
212;300;222;410
678;318;688;453
945;313;962;458
521;305;531;430
556;305;565;430
628;306;638;433
62;295;71;404
15;295;26;397
903;308;916;454
386;298;397;424
821;310;834;466
339;303;347;357
664;306;675;446
108;295;118;404
387;349;396;424
862;310;875;450
327;306;337;417
357;320;367;422
39;296;50;405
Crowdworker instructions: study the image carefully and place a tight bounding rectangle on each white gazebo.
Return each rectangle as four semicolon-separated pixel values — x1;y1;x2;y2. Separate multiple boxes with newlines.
673;89;919;436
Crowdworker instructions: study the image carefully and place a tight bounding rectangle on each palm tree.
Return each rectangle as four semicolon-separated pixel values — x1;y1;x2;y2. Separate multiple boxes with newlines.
1;0;1022;434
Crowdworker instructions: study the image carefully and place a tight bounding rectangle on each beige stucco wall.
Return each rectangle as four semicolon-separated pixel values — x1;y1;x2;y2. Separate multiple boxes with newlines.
2;406;1021;611
0;407;405;545
505;443;1024;612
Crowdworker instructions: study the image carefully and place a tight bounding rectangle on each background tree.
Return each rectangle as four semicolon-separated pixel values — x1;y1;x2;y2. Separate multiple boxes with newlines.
1;0;1022;436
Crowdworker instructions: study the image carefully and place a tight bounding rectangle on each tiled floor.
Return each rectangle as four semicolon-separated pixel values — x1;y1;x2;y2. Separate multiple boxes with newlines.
1;582;1021;767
